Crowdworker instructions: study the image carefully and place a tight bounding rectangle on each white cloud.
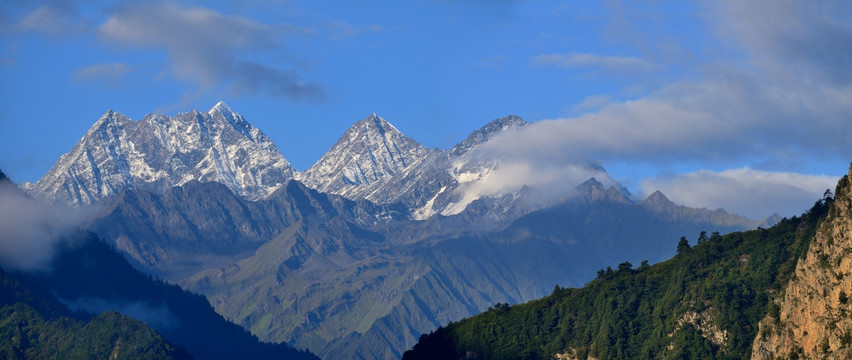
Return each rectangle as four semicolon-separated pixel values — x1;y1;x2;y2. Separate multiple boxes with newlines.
98;2;323;100
461;0;851;218
641;168;839;219
479;0;852;173
0;182;77;271
443;160;613;215
470;92;724;164
443;126;625;215
568;95;613;114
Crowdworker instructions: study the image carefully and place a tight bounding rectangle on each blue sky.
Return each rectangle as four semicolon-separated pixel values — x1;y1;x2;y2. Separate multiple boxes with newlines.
1;0;850;219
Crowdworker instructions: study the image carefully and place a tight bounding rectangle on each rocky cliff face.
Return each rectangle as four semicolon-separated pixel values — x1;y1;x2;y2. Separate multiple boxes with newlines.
752;166;852;359
24;102;294;205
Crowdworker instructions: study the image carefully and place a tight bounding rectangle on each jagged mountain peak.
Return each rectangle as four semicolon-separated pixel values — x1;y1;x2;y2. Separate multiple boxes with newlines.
574;177;630;204
90;109;130;129
299;114;433;198
640;190;680;214
577;177;605;195
208;100;233;115
636;190;763;229
643;190;671;204
757;212;782;228
350;113;399;136
451;114;528;156
26;102;295;205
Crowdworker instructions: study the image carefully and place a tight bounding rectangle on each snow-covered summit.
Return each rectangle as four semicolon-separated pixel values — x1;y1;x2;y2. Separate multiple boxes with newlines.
450;114;527;156
25;102;295;205
208;100;233;115
298;113;434;199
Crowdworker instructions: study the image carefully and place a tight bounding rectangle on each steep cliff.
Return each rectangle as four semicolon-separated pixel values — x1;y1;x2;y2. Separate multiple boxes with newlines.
752;166;852;359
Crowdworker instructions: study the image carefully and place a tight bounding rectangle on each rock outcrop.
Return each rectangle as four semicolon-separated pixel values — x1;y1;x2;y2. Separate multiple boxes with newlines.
752;165;852;359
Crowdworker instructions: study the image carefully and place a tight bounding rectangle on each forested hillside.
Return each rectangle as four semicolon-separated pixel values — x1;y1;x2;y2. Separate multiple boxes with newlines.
0;258;189;359
404;181;837;359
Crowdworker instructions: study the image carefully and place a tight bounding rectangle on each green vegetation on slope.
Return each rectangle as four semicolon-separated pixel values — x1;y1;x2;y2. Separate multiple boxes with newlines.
0;266;189;360
404;191;834;359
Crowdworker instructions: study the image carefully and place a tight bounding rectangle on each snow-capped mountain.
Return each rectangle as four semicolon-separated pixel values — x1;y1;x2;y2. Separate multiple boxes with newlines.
297;113;624;220
450;114;527;156
414;115;625;218
25;101;295;205
298;113;435;201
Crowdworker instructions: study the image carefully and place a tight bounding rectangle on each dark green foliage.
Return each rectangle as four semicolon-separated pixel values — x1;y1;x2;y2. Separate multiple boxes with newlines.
404;195;831;360
677;236;691;255
841;332;852;347
767;302;780;320
710;231;721;241
0;266;189;359
698;231;708;244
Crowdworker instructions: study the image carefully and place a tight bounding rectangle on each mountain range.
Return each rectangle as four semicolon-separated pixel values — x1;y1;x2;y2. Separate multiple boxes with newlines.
23;102;294;206
16;102;780;359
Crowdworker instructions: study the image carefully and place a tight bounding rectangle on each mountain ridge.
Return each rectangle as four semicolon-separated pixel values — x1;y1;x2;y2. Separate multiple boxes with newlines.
24;102;295;206
25;103;764;227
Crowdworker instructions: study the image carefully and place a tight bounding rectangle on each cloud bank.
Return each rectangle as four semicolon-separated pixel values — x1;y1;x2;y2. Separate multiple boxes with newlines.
461;0;851;216
641;168;839;219
443;156;617;215
0;182;78;271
